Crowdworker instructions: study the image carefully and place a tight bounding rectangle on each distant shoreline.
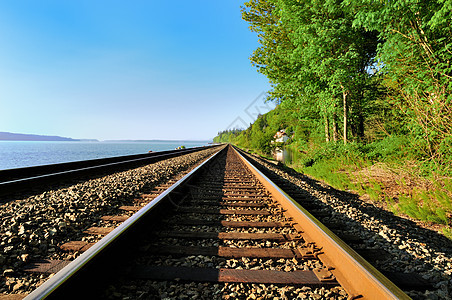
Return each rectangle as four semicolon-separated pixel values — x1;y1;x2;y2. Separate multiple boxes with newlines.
0;132;210;143
102;139;211;143
0;140;210;170
0;131;83;142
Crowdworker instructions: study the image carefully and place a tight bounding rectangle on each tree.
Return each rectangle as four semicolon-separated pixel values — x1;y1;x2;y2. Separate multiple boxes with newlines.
241;0;299;103
348;0;452;166
259;0;379;144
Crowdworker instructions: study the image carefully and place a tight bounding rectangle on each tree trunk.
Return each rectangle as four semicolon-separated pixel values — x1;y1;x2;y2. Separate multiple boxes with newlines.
357;112;364;140
332;102;338;142
355;89;365;140
324;112;330;142
342;86;348;145
332;114;338;142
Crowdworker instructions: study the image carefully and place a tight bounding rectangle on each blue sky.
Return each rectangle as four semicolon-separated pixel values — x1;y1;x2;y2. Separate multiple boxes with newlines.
0;1;271;140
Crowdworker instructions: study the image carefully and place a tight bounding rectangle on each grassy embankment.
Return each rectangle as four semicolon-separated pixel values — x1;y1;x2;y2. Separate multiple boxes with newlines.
282;138;452;240
219;128;452;240
232;0;452;240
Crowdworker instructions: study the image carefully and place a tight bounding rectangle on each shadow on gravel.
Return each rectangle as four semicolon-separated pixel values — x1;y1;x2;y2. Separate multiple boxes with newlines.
242;151;451;294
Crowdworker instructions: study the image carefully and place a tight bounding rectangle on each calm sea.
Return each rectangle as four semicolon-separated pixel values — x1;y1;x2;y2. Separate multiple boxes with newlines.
0;140;210;170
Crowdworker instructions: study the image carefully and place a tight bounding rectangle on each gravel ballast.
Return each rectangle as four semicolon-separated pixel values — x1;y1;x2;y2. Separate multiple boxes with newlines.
242;151;452;300
101;147;347;299
0;147;220;295
4;145;451;299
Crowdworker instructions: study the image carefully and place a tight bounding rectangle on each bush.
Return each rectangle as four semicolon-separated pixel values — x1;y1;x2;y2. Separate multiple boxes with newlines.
362;135;412;161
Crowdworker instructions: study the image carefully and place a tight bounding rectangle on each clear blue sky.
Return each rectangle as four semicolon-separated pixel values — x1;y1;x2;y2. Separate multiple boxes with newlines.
0;1;271;141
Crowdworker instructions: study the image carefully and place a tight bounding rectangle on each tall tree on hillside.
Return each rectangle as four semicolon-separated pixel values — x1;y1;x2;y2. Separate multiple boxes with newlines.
278;0;379;144
242;0;379;145
242;0;335;143
348;0;452;165
241;0;298;103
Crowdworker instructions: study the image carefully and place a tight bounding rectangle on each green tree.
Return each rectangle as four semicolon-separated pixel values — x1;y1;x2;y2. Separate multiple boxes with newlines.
348;0;452;167
282;0;380;143
242;0;380;145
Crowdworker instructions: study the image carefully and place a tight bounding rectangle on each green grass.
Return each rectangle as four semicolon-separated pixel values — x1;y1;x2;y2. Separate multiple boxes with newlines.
442;227;452;240
288;156;351;190
238;135;452;240
395;194;448;224
288;148;452;240
366;179;383;202
391;180;452;226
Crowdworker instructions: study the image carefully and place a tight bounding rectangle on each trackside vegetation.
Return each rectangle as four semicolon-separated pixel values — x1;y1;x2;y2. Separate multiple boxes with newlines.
214;0;452;238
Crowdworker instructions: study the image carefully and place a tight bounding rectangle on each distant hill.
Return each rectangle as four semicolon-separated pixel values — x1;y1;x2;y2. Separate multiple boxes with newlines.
103;139;211;143
0;132;80;141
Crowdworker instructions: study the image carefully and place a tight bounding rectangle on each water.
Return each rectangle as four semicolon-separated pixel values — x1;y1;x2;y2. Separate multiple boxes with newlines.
0;140;210;170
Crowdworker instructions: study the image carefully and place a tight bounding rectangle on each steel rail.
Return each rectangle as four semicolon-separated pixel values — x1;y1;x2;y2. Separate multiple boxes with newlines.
23;145;226;300
0;146;211;182
233;146;410;299
0;146;217;197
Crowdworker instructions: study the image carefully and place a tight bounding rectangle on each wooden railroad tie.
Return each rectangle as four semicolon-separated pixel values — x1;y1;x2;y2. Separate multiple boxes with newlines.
101;215;129;222
174;208;271;215
223;193;264;198
189;201;267;208
152;231;302;241
23;259;72;274
169;219;293;228
129;266;338;286
139;193;159;199
60;241;95;252
119;205;142;212
221;196;271;202
21;259;433;290
83;227;114;236
146;245;317;259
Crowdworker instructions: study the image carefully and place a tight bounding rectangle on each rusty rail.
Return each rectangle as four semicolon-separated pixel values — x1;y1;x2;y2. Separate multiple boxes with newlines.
233;146;409;299
23;146;226;299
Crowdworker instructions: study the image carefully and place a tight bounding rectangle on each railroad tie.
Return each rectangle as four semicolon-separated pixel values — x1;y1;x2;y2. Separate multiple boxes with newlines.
60;241;94;252
146;245;317;259
139;193;159;199
174;207;271;215
22;259;431;291
221;196;271;201
101;215;129;222
222;193;264;198
83;227;114;236
189;201;266;207
152;231;302;241
23;259;72;274
154;185;173;191
129;266;339;287
167;219;293;228
119;205;142;212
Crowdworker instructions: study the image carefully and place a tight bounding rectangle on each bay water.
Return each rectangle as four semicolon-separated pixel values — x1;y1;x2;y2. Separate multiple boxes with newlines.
0;140;210;170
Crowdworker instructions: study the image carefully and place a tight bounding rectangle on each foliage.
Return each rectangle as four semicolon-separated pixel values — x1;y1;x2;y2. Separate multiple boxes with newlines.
213;129;244;144
215;105;305;155
214;0;452;232
346;0;452;168
237;0;452;170
242;0;381;144
394;181;452;225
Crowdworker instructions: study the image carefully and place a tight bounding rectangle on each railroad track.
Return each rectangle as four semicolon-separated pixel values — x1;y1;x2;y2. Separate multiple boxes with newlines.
23;145;411;299
0;145;215;198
